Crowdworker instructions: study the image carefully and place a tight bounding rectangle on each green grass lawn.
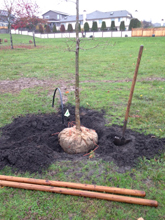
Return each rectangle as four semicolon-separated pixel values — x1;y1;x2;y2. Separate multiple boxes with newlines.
0;34;165;220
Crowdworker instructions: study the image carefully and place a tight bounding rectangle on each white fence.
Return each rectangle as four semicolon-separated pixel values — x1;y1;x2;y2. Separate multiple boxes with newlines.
11;29;132;38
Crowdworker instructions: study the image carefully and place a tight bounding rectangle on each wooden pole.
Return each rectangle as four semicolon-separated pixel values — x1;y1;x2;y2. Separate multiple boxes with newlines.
0;175;145;197
0;180;158;207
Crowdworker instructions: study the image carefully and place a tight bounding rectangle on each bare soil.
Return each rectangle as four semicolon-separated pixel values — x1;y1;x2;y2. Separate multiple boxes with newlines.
0;78;75;103
0;45;42;50
0;105;164;173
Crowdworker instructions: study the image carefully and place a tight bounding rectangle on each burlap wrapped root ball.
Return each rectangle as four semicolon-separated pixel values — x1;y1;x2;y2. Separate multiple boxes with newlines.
58;126;98;154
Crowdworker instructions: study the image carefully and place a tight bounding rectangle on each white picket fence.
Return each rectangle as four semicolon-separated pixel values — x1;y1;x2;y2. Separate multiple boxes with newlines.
11;29;132;38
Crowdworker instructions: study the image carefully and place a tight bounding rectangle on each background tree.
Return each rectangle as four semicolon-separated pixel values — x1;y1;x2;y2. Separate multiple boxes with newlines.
45;24;51;33
91;21;98;31
14;0;47;47
74;23;80;31
78;23;81;32
67;23;73;32
39;24;44;33
52;24;57;33
120;21;125;31
101;21;106;31
3;0;15;49
60;24;65;32
129;18;141;30
142;20;153;28
110;20;116;31
84;22;89;32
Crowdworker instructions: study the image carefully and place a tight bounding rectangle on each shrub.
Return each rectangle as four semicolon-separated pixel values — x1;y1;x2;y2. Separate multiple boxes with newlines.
91;21;98;31
60;24;65;32
39;24;44;34
53;24;57;33
129;18;141;30
45;25;51;33
84;22;89;32
101;21;106;31
120;21;125;31
68;23;73;32
75;23;81;32
110;20;116;31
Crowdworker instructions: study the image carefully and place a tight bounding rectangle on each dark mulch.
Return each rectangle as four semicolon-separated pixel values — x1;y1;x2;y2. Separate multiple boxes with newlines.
0;105;165;173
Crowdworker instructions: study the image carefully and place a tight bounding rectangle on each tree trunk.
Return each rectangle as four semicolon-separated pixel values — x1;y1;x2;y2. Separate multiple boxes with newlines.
33;31;36;47
9;21;13;50
75;0;81;131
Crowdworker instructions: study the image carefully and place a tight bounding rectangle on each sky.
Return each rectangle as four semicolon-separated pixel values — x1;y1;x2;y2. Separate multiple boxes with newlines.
0;0;165;24
36;0;165;24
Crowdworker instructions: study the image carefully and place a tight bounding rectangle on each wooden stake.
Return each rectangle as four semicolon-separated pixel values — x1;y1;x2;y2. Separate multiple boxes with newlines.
0;180;158;207
0;175;145;197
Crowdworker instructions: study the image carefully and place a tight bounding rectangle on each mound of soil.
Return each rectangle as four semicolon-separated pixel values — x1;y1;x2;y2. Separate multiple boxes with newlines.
0;105;165;173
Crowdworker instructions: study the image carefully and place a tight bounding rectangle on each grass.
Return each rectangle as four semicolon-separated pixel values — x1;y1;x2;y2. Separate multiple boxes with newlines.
0;34;165;220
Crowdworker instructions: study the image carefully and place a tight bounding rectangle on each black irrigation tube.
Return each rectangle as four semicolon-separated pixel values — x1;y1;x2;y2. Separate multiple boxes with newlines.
52;88;64;124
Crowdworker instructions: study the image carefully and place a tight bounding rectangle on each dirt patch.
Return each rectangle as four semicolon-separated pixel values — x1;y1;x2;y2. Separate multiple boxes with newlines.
0;105;164;173
1;76;164;96
0;45;42;50
82;77;165;83
0;77;75;103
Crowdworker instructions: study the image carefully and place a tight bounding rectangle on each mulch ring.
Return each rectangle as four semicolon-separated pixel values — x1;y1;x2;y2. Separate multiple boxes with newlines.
0;45;42;50
0;105;165;173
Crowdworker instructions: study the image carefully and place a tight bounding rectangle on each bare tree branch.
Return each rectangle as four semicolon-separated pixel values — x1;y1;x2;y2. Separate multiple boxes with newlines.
79;43;100;50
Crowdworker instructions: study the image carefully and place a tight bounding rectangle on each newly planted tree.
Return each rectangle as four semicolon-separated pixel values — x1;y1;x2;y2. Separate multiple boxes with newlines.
58;0;98;154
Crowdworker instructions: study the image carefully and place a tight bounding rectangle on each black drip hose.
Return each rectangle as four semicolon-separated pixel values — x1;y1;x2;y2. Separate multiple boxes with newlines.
52;88;64;124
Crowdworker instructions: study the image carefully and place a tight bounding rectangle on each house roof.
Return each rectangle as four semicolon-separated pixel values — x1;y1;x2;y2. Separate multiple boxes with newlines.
60;10;132;22
42;10;69;16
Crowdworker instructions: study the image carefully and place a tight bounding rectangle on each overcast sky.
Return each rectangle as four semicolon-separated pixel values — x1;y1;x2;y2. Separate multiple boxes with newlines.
1;0;165;23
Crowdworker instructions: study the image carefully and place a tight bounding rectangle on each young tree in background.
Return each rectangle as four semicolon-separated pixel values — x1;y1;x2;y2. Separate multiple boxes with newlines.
52;24;57;33
101;21;106;31
60;24;65;32
3;0;15;49
67;23;73;32
91;21;98;31
84;22;89;32
110;20;116;31
120;21;125;31
129;18;141;30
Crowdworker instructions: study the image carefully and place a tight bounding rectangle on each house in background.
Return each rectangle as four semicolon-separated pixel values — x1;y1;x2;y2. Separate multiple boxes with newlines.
0;10;9;29
60;10;132;30
43;9;133;31
42;10;69;29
